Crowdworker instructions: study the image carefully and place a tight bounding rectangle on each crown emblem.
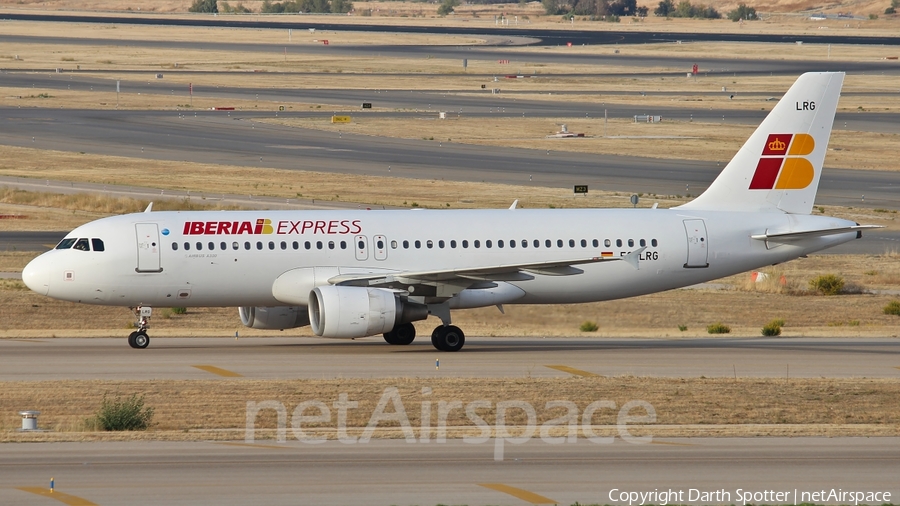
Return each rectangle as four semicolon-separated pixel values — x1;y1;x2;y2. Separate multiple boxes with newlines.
768;138;786;151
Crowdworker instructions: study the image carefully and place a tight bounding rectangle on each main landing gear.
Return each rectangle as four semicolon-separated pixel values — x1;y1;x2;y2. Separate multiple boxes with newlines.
382;322;466;351
383;322;416;345
431;325;465;352
127;306;151;349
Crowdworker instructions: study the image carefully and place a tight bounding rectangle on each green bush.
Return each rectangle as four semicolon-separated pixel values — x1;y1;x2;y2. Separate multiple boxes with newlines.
95;394;154;431
884;300;900;316
809;274;844;295
677;324;688;331
761;319;783;336
171;307;187;315
706;322;731;334
580;321;599;332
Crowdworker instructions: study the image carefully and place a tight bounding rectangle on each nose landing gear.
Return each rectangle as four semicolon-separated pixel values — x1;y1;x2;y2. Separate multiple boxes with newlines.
128;306;152;349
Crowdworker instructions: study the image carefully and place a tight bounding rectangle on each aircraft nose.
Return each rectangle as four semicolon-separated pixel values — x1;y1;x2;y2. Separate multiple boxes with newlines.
22;254;51;296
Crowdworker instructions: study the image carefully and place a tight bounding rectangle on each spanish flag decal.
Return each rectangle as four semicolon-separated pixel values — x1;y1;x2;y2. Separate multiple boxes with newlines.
748;133;815;190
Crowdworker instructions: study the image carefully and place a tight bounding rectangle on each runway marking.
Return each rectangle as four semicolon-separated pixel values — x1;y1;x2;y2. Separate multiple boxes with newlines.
545;365;600;377
192;365;243;377
479;483;557;504
217;442;290;450
651;440;696;446
16;487;98;506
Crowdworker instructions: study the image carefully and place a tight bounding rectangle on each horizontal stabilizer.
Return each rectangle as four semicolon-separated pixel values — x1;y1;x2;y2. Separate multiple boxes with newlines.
751;225;882;241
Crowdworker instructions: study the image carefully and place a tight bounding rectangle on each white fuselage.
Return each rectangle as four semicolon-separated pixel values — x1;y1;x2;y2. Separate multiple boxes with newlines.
24;208;858;309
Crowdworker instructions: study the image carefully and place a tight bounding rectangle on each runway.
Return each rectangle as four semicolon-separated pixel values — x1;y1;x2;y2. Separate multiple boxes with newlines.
1;337;898;381
0;438;897;505
2;107;899;210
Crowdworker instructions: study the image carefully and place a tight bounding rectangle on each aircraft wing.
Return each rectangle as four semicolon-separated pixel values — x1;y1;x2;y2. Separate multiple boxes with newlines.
328;248;646;288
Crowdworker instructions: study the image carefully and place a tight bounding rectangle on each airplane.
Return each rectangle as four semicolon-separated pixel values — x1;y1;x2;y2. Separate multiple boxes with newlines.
22;72;877;352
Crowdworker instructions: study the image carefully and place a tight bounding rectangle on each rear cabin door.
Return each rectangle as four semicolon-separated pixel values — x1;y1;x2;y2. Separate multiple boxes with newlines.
683;219;709;268
135;223;163;273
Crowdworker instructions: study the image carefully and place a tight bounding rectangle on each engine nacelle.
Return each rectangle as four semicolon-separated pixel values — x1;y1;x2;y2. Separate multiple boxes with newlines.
308;286;427;338
239;306;310;330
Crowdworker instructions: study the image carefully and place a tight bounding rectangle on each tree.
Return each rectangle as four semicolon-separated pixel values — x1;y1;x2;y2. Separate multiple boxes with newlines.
609;0;637;16
220;1;250;13
636;5;649;16
542;0;569;14
437;0;460;15
728;3;757;20
331;0;353;13
675;0;694;17
654;0;674;16
189;0;218;12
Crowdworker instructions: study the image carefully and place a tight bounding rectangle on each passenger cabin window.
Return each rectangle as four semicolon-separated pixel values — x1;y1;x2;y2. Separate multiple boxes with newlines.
91;238;105;252
221;242;227;250
208;242;215;251
605;239;611;247
651;239;658;247
172;242;178;251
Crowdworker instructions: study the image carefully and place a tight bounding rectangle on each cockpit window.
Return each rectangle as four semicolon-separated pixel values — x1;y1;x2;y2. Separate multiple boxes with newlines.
91;238;105;252
56;238;77;250
73;238;90;251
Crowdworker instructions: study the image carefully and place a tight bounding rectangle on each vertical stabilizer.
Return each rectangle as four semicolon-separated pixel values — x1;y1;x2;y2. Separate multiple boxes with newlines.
679;72;844;214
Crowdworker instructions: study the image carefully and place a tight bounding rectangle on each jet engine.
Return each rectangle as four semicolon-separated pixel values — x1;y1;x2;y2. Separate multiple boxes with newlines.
239;306;309;330
308;286;427;338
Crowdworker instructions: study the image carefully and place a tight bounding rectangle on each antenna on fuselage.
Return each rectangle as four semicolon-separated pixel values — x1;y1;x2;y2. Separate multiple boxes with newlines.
509;199;518;210
144;202;153;213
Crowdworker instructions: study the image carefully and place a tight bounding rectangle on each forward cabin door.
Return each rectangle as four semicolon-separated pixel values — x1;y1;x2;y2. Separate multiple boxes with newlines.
135;223;163;273
682;219;709;268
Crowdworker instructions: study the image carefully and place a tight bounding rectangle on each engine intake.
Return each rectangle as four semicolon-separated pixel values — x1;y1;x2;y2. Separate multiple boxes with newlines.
309;286;427;338
239;306;309;330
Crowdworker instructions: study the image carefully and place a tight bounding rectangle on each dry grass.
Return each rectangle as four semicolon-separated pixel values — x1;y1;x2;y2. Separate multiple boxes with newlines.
1;377;898;441
0;145;692;211
0;187;237;215
263;116;900;171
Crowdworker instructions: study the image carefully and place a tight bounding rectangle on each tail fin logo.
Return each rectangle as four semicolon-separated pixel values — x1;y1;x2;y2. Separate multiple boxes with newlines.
749;133;815;190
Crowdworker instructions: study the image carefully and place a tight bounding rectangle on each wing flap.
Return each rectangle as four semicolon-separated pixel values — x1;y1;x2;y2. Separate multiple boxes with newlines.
327;254;628;287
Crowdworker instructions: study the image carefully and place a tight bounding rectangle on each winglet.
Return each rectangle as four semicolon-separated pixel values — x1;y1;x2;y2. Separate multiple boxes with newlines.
144;202;153;213
509;199;518;210
622;247;646;270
